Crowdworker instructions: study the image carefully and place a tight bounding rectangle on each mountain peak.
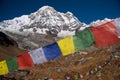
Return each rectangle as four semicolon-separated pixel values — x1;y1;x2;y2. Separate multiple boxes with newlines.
39;6;56;11
37;6;57;15
66;11;73;16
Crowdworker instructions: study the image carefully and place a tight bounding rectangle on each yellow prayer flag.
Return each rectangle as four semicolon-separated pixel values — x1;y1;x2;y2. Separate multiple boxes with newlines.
0;60;8;75
57;36;75;56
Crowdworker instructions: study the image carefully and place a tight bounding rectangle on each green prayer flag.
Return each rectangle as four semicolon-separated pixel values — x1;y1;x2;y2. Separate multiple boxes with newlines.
73;29;95;51
6;57;18;71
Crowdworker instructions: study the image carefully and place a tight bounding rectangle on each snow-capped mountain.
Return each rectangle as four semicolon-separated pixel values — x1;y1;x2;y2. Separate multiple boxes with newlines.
0;6;112;50
0;6;86;37
0;6;86;50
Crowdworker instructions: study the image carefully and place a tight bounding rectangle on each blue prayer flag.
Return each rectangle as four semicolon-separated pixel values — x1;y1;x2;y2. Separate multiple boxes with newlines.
43;42;62;61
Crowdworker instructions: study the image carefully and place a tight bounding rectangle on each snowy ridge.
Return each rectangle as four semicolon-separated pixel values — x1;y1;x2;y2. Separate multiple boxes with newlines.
89;18;112;27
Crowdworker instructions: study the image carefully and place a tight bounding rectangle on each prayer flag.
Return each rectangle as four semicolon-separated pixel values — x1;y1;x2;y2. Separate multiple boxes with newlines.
91;21;119;47
57;36;75;56
17;52;34;69
6;57;18;71
0;60;8;75
29;48;47;64
43;42;62;61
73;29;95;51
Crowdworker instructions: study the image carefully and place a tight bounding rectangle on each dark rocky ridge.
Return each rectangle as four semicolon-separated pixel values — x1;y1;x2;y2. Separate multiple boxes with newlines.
0;32;17;47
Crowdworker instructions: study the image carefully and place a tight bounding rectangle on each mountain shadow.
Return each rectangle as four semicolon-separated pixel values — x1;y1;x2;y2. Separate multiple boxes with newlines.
0;31;25;60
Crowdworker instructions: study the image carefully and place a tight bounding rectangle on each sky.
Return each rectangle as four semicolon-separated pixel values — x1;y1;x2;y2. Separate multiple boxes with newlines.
0;0;120;24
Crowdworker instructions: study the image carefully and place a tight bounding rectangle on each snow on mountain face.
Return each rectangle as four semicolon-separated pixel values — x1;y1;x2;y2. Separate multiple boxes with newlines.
0;6;83;37
0;6;86;50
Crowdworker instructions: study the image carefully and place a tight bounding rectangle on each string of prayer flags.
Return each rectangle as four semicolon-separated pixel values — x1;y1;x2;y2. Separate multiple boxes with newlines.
114;18;120;35
59;65;103;79
91;21;119;47
57;36;75;56
0;18;119;76
6;57;18;71
43;42;62;61
29;48;47;64
0;60;8;75
73;29;95;51
17;52;34;69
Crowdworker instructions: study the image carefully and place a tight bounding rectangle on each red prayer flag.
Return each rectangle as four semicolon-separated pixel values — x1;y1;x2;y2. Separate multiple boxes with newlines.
91;21;119;47
17;52;34;69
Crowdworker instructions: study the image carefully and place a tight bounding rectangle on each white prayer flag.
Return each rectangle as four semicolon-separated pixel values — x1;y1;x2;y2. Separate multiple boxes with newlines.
29;48;47;64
